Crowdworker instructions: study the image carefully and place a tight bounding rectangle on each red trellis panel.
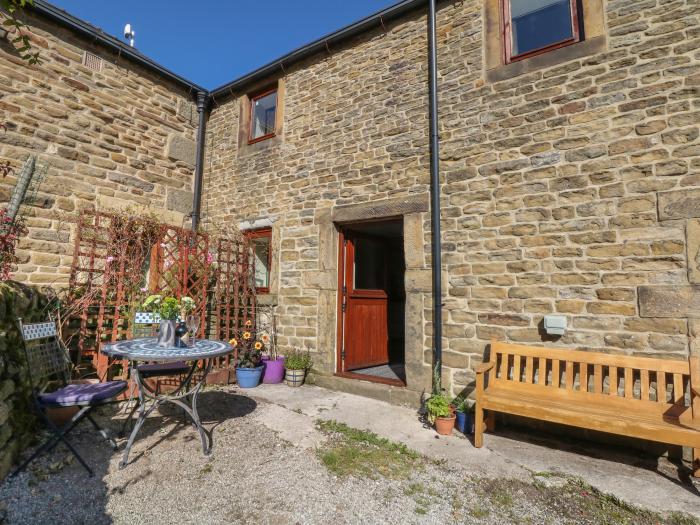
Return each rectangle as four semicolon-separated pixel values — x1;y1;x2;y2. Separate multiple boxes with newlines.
65;210;253;381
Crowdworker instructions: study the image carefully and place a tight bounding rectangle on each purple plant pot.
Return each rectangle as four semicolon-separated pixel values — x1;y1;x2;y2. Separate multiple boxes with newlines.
261;356;286;384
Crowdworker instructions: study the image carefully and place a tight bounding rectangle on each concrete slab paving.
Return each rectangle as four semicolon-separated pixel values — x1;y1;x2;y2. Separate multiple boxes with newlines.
246;383;700;517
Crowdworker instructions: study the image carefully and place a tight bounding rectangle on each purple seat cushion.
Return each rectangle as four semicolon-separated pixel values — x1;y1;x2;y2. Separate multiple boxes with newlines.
39;381;127;407
136;361;190;377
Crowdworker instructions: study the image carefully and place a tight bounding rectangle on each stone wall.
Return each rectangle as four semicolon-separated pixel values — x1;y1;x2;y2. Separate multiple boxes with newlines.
0;10;199;286
0;282;51;479
204;0;700;398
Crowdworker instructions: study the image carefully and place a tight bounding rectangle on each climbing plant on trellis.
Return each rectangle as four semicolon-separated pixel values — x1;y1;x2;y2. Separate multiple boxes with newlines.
63;209;256;381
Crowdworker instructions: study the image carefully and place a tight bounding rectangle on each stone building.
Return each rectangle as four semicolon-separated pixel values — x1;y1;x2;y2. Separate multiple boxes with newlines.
202;0;700;403
2;0;700;405
0;1;202;286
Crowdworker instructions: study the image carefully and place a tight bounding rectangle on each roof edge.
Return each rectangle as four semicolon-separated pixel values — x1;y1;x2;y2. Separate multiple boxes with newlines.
32;0;207;95
210;0;426;100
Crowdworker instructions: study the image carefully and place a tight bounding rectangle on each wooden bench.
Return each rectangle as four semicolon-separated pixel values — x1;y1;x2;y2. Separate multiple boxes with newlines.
475;341;700;476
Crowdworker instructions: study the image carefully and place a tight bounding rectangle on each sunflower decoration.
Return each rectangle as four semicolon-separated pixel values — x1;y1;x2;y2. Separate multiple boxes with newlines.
254;341;263;350
229;338;238;347
243;331;252;340
261;333;270;344
245;319;253;328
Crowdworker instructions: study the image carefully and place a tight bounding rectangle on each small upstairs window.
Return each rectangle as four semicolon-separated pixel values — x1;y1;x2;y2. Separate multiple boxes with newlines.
248;89;277;144
503;0;580;62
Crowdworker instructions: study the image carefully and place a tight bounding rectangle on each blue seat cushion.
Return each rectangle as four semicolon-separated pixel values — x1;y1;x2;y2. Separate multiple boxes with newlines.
136;361;190;377
39;381;128;407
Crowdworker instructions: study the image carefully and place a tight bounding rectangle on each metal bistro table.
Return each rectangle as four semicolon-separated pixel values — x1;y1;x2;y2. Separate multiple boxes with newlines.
101;338;233;469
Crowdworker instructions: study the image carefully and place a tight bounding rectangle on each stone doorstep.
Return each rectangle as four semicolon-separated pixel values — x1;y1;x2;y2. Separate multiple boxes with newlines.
309;372;423;408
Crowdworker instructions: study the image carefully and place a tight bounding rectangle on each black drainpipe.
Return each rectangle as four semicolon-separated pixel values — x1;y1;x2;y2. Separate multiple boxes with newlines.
191;90;208;233
428;0;443;394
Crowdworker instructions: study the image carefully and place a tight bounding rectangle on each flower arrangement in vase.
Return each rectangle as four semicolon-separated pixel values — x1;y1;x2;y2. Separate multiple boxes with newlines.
142;294;196;347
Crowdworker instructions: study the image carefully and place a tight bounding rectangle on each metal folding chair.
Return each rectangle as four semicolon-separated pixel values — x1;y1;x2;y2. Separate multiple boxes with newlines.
120;312;189;436
11;318;127;478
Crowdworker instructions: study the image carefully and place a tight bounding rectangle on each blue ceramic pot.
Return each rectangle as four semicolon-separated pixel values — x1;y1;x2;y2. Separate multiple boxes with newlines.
236;366;264;388
455;411;467;433
455;411;474;435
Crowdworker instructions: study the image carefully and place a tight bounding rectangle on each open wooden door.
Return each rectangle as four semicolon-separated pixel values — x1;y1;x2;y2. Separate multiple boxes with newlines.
340;229;389;371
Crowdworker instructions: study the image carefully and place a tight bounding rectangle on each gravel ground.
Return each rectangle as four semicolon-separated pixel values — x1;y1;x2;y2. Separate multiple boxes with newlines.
0;387;697;525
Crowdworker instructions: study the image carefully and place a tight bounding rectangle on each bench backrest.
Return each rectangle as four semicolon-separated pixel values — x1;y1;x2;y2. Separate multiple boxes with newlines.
489;341;693;414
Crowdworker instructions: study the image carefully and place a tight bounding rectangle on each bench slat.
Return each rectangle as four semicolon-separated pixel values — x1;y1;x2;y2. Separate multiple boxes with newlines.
609;366;618;396
491;341;690;374
538;357;546;385
640;369;650;401
552;360;560;388
581;363;589;393
624;368;634;399
594;364;603;394
513;355;521;382
500;352;509;381
565;361;574;390
657;371;666;403
674;374;684;403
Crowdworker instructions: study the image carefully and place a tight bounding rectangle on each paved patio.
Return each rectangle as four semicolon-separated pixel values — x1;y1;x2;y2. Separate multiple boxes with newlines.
1;383;698;524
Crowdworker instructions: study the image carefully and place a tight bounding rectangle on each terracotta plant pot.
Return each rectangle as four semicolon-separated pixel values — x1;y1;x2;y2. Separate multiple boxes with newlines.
435;414;456;436
285;369;306;387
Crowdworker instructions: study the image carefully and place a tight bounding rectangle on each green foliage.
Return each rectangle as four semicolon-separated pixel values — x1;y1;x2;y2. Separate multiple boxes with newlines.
284;348;312;370
316;420;421;480
142;294;192;320
1;0;41;64
236;347;262;369
425;392;451;424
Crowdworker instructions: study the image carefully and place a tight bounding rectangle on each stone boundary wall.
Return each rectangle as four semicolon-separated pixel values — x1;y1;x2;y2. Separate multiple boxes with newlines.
0;282;51;479
0;10;199;286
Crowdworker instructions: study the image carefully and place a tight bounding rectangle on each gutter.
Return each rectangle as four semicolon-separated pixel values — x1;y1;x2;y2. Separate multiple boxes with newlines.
427;0;443;394
32;0;205;95
210;0;426;100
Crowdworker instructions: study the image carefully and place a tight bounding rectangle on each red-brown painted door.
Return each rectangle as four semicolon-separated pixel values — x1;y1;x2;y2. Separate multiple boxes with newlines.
341;230;389;371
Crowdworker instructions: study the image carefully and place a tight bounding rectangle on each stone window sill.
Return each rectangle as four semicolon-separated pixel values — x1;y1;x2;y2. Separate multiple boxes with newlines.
486;35;606;84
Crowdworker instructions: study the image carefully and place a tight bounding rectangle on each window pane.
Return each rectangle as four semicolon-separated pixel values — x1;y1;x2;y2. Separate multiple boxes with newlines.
510;0;574;56
354;238;385;290
252;236;270;289
251;91;277;140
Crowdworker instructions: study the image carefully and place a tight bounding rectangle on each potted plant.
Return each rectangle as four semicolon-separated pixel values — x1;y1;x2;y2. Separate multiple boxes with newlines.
142;294;195;347
261;332;285;384
284;349;312;387
426;392;456;435
231;323;265;388
453;397;475;435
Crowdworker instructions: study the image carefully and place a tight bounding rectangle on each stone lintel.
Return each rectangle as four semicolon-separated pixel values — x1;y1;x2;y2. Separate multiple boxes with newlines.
331;194;429;223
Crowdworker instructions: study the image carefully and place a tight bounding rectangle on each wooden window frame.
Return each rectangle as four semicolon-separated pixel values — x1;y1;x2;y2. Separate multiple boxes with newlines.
248;88;278;145
246;228;272;294
502;0;581;64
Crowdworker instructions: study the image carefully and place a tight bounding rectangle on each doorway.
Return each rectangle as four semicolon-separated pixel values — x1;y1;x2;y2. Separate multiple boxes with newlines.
338;219;406;386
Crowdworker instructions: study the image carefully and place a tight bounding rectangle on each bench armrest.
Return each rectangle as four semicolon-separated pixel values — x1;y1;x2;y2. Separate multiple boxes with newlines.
475;361;495;374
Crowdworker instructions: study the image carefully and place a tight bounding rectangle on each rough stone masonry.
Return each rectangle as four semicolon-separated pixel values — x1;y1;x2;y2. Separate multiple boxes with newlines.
202;0;700;398
0;9;198;286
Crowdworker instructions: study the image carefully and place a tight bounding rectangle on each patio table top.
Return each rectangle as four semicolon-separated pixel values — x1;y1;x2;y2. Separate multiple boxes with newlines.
102;338;233;363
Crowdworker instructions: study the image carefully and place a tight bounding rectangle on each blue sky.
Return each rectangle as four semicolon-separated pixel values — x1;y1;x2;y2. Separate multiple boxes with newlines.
49;0;399;89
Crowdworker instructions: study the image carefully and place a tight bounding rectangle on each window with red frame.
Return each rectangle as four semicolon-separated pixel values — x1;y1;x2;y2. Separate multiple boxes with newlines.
247;228;272;293
503;0;580;63
248;89;277;144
